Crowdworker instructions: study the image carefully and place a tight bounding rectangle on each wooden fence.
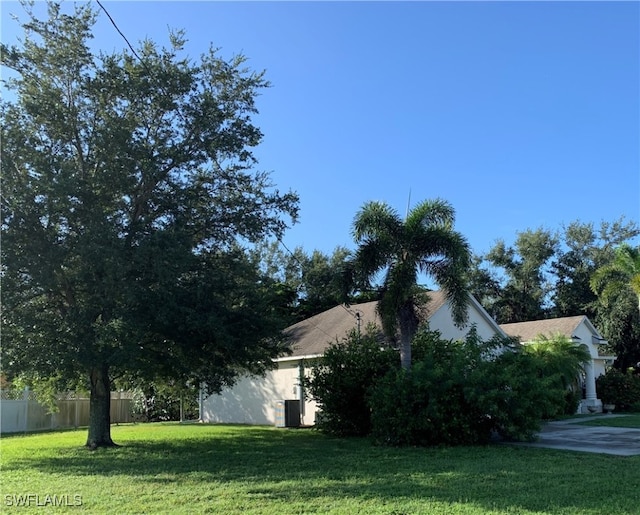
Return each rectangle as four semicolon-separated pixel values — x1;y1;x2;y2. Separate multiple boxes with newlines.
0;388;134;434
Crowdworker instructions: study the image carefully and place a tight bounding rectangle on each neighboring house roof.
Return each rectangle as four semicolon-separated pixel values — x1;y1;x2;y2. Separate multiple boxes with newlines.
280;290;498;361
500;315;604;343
500;316;585;342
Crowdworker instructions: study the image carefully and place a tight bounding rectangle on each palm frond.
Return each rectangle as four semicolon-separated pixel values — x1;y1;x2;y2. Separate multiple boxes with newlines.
404;198;455;231
352;201;402;243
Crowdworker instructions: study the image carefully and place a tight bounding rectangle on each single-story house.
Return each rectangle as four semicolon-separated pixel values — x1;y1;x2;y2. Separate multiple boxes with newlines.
200;291;506;426
500;316;615;413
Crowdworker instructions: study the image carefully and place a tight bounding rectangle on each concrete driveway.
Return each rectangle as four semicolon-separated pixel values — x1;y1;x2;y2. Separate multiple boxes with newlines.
511;415;640;456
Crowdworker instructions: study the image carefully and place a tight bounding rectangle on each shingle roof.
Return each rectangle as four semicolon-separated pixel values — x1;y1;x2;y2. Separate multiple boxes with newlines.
500;316;586;343
282;290;449;359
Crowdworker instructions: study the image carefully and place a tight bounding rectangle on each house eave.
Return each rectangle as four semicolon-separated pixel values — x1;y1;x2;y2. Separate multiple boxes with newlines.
274;353;323;363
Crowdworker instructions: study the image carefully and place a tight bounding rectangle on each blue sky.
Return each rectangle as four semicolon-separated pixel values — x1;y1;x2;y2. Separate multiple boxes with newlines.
2;1;639;257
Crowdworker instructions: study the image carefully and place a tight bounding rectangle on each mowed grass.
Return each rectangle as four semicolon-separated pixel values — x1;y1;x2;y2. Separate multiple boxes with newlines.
1;422;639;514
577;413;640;428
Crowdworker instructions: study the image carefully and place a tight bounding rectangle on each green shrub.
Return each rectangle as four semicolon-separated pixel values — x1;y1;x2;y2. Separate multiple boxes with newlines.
467;350;554;441
369;328;559;446
309;324;587;446
305;324;398;436
596;368;640;411
369;328;520;446
131;383;199;422
369;360;491;446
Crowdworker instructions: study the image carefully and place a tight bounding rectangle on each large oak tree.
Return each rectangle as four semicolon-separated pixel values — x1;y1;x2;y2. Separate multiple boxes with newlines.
1;2;298;447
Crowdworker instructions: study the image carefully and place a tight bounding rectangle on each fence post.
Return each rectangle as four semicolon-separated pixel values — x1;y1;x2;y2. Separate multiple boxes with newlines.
198;384;204;422
23;387;29;432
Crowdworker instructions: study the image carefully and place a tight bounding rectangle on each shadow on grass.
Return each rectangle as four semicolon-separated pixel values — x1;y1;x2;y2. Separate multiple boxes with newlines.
4;423;639;514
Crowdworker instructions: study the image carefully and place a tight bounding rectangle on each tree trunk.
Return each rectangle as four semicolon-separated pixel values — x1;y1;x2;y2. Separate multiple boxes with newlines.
86;365;117;449
398;303;418;370
399;328;412;370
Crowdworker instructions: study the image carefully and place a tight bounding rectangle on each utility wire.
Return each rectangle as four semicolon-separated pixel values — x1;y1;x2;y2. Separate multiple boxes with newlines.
95;0;190;130
96;0;144;65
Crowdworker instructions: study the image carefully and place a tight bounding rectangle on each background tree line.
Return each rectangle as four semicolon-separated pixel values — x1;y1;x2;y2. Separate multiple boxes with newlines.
261;217;639;371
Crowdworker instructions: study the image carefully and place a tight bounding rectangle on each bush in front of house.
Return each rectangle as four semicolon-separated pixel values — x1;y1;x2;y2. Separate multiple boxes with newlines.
368;329;493;446
368;328;551;446
309;325;588;445
467;348;559;441
305;324;398;436
521;335;592;417
596;368;640;412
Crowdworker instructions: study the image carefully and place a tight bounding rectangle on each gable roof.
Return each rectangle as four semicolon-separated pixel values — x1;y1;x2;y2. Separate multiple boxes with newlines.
500;315;590;343
280;290;450;361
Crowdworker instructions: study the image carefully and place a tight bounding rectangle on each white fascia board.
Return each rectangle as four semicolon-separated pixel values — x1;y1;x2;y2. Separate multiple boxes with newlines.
466;292;509;338
274;354;323;363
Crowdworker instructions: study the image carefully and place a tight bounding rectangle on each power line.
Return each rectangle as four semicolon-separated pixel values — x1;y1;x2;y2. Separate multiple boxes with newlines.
95;0;144;65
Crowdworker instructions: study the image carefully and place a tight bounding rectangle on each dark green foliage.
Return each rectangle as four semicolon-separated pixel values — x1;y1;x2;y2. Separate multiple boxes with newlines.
305;325;398;436
250;243;356;323
594;291;640;371
482;229;558;323
596;368;640;411
591;242;640;370
521;335;592;417
369;329;525;446
131;383;199;422
368;329;494;446
310;325;604;447
368;328;587;446
468;350;555;441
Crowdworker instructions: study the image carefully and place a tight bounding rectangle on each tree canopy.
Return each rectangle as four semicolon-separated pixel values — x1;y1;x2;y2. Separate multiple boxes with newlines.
590;243;640;370
1;2;298;447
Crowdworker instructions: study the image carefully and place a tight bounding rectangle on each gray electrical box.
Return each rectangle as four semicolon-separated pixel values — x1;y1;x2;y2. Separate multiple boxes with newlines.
275;399;301;428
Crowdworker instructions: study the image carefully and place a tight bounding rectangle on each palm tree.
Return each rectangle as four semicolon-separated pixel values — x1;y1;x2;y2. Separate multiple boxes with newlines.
523;334;592;390
590;244;640;315
351;199;471;369
522;333;592;415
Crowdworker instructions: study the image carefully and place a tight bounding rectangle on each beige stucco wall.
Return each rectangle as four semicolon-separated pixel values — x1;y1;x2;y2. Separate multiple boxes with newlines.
202;360;318;426
428;300;501;342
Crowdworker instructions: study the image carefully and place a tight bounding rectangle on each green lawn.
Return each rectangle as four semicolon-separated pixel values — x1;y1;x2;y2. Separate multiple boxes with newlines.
1;422;639;514
576;413;640;428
